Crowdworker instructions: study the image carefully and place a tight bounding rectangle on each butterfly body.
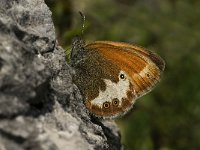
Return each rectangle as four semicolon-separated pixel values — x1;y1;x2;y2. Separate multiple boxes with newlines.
71;37;165;119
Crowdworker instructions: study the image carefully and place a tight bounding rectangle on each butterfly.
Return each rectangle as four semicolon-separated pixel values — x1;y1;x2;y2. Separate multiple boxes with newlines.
70;36;165;119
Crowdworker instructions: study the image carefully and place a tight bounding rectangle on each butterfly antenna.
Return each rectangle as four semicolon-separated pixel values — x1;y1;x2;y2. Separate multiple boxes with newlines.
79;11;85;36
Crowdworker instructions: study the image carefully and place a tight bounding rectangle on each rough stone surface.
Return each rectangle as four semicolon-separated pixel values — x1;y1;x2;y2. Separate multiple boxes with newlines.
0;0;122;150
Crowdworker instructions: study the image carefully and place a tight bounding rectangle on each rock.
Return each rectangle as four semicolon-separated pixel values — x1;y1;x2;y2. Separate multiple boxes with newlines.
0;0;122;150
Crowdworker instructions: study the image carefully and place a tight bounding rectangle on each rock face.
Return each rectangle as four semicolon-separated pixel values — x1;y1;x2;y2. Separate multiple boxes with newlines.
0;0;121;150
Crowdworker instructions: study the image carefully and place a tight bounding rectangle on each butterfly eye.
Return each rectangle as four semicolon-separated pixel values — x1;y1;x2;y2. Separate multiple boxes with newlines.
112;98;119;107
119;73;126;80
103;102;110;109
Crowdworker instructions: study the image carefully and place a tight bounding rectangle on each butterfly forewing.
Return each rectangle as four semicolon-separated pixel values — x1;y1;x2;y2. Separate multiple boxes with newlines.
86;41;165;98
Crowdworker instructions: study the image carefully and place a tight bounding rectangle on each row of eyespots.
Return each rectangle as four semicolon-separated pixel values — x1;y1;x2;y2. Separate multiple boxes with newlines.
103;98;120;108
102;72;128;109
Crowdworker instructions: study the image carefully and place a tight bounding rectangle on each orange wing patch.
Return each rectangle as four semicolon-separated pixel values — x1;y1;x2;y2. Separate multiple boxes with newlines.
86;41;165;97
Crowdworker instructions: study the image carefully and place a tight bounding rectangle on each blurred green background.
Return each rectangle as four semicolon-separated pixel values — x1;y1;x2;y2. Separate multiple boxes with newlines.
45;0;200;149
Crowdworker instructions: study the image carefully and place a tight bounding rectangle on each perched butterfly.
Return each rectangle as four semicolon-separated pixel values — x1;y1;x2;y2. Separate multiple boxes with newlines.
70;36;165;119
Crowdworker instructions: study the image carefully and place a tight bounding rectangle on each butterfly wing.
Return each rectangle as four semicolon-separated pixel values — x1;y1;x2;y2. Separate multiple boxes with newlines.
86;41;165;97
72;40;165;118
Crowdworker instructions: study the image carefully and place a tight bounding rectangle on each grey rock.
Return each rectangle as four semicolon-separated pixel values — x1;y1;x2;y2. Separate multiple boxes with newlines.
0;0;122;150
